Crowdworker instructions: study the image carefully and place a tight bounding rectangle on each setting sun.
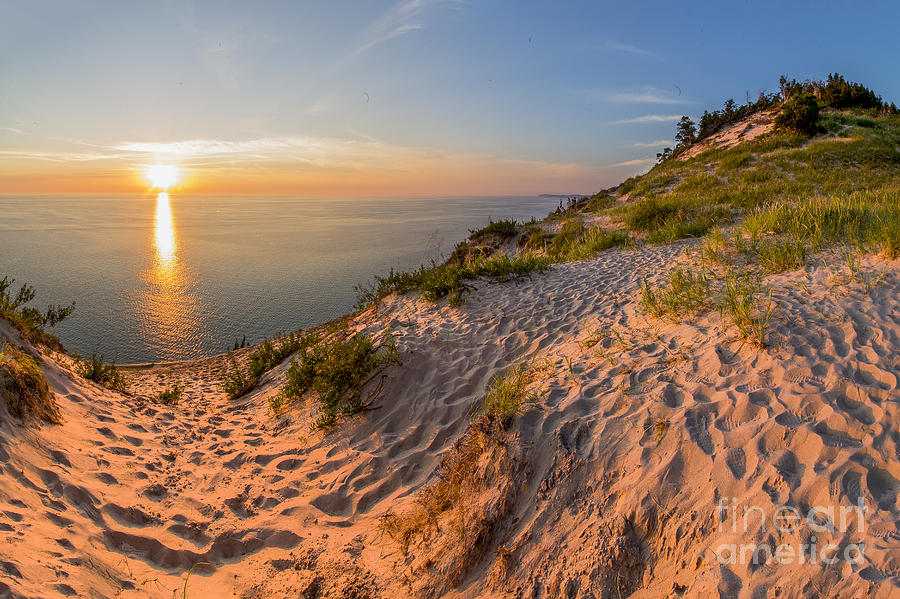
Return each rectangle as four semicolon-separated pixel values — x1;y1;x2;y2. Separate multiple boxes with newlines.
145;164;179;190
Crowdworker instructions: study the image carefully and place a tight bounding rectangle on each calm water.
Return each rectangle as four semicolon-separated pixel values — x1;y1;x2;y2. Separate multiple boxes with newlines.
0;194;553;363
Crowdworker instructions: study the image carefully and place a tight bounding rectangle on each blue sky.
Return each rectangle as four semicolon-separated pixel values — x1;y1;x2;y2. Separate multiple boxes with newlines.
1;0;898;194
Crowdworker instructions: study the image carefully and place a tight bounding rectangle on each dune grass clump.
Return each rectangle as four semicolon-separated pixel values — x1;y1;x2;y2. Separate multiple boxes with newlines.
469;219;518;241
221;332;319;399
0;276;74;350
640;267;711;321
753;238;807;273
718;273;774;348
356;252;550;309
540;217;629;262
623;198;729;243
472;363;537;427
0;343;61;424
701;228;728;263
276;331;399;431
517;225;549;252
156;383;183;406
74;353;128;392
743;193;900;251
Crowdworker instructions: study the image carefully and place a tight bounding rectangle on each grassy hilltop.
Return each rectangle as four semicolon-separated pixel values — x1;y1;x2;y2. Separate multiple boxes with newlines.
357;73;899;310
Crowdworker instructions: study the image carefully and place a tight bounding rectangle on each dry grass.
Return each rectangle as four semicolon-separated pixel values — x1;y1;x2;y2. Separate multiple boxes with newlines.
379;362;538;593
0;343;61;424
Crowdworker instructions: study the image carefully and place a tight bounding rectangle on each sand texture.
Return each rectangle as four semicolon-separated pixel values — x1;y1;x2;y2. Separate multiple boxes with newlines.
0;241;898;598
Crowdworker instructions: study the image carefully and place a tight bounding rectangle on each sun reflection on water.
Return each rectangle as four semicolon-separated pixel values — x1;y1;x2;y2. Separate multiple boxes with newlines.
154;192;176;272
136;192;208;361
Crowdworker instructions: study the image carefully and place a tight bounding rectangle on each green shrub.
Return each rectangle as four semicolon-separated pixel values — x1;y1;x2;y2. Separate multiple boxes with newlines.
0;276;74;349
74;353;128;392
277;331;399;430
221;352;253;399
0;343;61;424
248;332;313;379
156;383;183;406
775;93;819;135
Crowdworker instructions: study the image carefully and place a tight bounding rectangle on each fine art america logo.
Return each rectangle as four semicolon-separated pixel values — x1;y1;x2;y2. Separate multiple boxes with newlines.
714;497;867;566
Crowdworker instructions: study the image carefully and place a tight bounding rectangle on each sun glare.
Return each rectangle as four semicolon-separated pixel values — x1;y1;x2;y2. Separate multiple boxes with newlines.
146;164;180;190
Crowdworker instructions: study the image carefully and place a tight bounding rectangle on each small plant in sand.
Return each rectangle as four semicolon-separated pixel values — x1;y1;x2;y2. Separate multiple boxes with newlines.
0;343;61;424
701;228;728;263
276;330;399;431
231;335;247;351
641;267;711;321
0;276;74;350
651;418;669;445
718;272;774;348
472;362;538;427
74;353;128;392
156;383;183;406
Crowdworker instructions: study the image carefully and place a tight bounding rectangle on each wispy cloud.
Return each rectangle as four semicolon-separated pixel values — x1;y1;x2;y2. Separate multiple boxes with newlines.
597;41;652;56
351;0;459;58
632;140;672;147
583;85;690;105
610;158;655;167
1;126;25;135
612;114;683;125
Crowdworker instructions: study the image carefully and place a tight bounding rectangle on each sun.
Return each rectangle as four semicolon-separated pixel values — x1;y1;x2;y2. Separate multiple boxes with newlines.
145;164;180;190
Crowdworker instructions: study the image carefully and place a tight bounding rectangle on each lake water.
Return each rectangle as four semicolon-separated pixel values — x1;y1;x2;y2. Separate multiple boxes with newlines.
0;194;554;363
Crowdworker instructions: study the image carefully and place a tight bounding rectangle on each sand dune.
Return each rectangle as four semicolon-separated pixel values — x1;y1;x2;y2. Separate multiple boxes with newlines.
0;241;898;598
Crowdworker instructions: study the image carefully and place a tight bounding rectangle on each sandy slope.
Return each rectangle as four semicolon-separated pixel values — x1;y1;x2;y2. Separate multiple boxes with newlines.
0;242;898;599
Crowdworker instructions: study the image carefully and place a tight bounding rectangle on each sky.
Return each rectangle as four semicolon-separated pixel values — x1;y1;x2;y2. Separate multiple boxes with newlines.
2;0;899;196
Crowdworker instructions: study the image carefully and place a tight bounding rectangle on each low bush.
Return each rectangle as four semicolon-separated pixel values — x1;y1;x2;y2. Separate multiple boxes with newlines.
0;276;74;349
248;332;313;379
277;331;400;430
775;93;819;135
74;353;128;392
